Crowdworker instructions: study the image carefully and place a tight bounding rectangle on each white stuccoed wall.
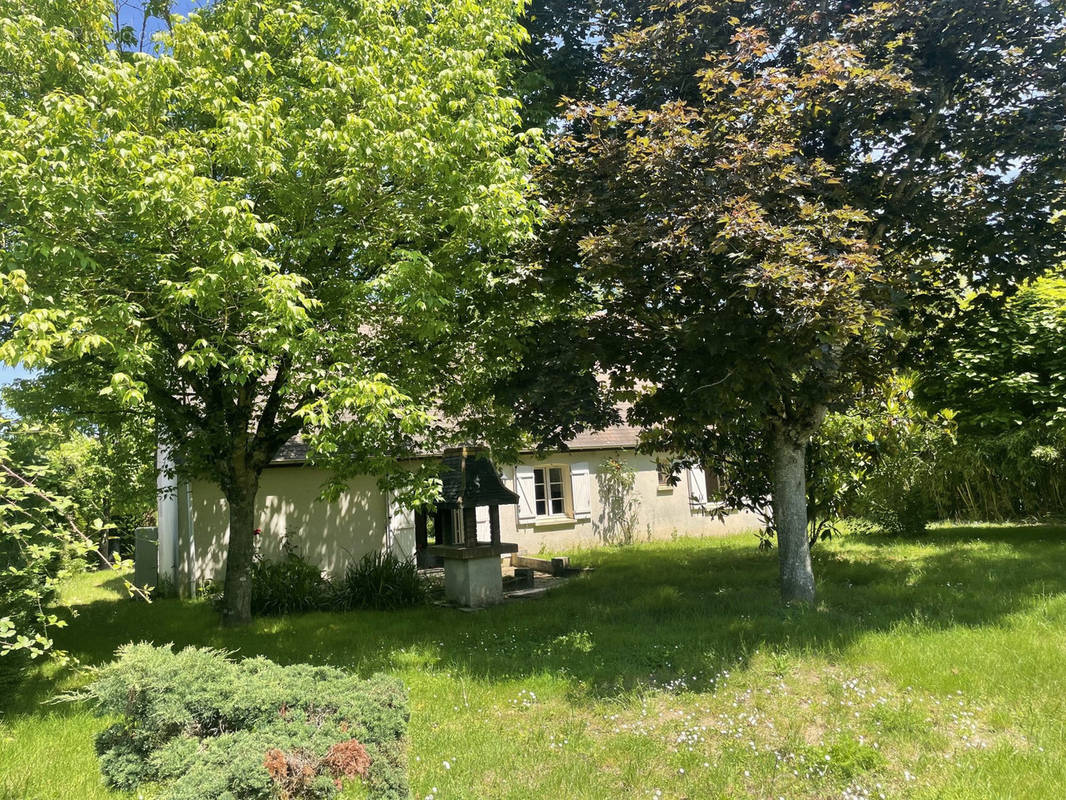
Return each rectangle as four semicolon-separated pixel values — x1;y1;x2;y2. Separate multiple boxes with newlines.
177;449;761;588
499;449;759;554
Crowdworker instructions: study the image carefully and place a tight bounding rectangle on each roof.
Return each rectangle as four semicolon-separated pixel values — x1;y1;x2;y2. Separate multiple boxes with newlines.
558;422;641;451
437;448;519;508
268;418;642;466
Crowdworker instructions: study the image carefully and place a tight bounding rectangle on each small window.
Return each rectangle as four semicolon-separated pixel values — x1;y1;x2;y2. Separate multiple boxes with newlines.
533;466;568;517
705;469;722;499
656;458;673;487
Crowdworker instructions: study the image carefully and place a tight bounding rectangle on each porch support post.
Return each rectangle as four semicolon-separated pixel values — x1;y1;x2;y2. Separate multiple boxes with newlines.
462;504;478;546
489;505;501;546
415;510;428;553
433;509;446;545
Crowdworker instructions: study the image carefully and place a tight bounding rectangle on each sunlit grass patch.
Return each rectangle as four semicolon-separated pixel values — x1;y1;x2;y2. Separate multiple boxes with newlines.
2;523;1065;799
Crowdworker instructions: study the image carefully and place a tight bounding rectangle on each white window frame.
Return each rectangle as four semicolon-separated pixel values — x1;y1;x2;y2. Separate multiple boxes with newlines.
533;464;572;520
688;464;728;513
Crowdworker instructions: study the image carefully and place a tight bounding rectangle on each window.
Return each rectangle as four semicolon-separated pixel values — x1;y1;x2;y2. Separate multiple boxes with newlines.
534;466;568;517
704;469;721;499
516;462;589;525
688;463;725;509
656;458;673;488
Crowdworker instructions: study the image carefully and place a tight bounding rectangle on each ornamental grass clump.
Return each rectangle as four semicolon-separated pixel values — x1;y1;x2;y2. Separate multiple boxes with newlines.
334;551;430;611
249;543;332;616
77;643;409;800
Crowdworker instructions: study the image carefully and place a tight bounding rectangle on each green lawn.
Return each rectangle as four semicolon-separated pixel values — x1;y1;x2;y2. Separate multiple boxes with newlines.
3;524;1066;800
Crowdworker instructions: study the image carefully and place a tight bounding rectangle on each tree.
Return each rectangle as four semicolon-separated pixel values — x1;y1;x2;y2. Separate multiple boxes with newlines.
2;374;156;557
810;375;956;537
526;0;1066;602
0;434;94;665
0;0;542;624
0;424;150;669
540;33;904;602
515;0;648;128
916;267;1066;517
919;269;1066;441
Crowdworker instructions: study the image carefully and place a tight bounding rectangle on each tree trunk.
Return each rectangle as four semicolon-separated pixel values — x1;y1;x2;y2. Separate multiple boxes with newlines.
771;428;816;604
220;465;260;626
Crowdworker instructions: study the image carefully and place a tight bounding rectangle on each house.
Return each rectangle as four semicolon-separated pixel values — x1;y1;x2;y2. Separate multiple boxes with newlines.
154;421;760;597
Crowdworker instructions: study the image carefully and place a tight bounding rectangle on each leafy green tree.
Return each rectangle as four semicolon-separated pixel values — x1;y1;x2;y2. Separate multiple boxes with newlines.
0;0;542;623
811;376;956;538
0;424;149;668
917;268;1066;518
0;435;93;664
527;0;1066;602
2;374;156;556
919;270;1066;440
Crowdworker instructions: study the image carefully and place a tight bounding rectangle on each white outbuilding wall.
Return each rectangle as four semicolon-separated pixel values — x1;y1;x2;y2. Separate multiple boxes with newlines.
174;448;760;592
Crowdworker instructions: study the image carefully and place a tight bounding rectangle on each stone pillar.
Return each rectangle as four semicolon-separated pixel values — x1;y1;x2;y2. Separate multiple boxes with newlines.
443;555;504;607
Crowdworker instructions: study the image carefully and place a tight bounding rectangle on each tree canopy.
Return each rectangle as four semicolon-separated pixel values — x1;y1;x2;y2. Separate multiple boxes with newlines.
0;0;543;623
919;269;1066;440
914;267;1066;516
521;0;1066;601
2;373;156;549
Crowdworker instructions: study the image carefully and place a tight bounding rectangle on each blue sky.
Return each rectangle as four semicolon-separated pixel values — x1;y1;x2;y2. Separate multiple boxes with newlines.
116;0;203;42
0;364;32;387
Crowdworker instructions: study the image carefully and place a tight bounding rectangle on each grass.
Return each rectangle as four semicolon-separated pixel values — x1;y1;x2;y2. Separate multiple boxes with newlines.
2;522;1066;799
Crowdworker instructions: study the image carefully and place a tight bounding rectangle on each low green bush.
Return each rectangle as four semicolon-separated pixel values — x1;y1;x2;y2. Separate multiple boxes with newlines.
79;643;410;800
334;552;429;611
865;483;935;537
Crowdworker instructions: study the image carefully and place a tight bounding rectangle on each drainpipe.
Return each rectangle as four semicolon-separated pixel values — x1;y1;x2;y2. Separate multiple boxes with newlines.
156;443;179;590
185;478;196;597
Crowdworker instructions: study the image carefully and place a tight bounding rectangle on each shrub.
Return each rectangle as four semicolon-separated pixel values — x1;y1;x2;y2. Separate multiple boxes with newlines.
250;543;331;616
864;483;935;537
79;643;410;800
334;552;429;611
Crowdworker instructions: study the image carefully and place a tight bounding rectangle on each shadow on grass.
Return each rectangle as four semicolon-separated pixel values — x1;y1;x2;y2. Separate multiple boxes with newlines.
6;523;1066;715
95;573;130;595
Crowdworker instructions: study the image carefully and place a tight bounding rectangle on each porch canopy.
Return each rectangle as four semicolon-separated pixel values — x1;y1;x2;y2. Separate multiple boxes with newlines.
426;446;518;556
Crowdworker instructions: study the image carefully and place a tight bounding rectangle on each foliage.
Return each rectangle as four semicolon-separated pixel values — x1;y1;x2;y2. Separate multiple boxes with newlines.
521;0;1066;600
334;551;430;612
2;376;156;557
918;269;1066;438
0;0;544;622
0;426;148;671
915;268;1066;520
248;542;331;617
0;439;90;664
594;456;640;545
515;0;647;128
241;546;428;616
927;431;1066;521
78;643;409;800
530;0;1066;293
538;18;907;601
811;377;957;537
